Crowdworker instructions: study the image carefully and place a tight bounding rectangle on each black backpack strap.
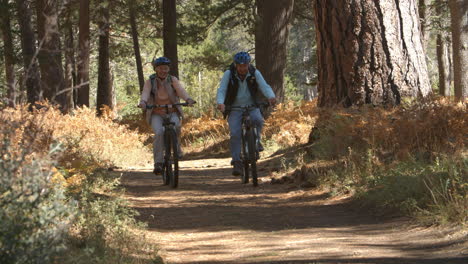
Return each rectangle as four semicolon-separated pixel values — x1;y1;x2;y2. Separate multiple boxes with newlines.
246;65;258;103
167;75;179;96
149;74;157;96
248;64;256;76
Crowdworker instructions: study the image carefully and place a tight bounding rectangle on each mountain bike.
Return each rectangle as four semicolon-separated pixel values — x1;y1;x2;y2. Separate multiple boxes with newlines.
145;102;192;188
227;102;270;187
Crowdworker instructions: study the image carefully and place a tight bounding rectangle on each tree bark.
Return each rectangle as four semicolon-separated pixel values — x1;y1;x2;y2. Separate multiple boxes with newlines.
36;0;65;106
77;0;90;107
63;0;77;111
418;0;430;51
437;34;452;96
448;0;468;102
16;0;41;104
96;2;113;116
0;0;16;107
163;0;179;78
314;0;431;107
255;0;295;103
435;0;451;96
129;0;145;92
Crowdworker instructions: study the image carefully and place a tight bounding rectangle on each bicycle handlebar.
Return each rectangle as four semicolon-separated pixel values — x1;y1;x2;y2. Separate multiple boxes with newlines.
138;102;196;109
225;102;271;111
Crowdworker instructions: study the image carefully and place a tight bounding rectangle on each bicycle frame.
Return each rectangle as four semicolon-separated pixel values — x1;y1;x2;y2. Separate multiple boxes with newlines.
145;102;190;188
227;102;269;186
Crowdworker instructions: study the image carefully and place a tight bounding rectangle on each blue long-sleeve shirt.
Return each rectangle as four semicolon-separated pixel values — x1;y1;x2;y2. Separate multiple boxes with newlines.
216;69;275;106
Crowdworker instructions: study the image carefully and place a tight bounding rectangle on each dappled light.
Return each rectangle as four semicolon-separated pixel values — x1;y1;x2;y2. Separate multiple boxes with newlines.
1;0;466;262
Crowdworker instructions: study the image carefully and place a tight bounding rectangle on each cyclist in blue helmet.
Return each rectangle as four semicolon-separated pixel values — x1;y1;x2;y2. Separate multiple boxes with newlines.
234;51;251;64
139;56;196;175
216;51;277;176
152;56;171;67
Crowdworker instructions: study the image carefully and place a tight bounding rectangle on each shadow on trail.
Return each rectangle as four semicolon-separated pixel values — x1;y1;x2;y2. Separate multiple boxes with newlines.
121;165;391;233
121;158;467;264
177;257;468;264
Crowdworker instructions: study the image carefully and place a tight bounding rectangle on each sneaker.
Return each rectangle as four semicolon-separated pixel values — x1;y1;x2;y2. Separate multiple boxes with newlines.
153;163;164;174
232;161;243;176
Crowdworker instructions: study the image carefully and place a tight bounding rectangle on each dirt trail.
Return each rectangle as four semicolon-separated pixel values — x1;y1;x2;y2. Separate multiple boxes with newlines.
121;157;467;264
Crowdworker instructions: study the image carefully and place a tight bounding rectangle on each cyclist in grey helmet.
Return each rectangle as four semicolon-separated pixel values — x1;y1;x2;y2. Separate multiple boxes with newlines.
139;57;195;175
216;51;276;176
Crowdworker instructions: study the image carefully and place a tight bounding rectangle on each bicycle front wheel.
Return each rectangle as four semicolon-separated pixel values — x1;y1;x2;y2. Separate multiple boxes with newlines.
246;128;258;186
242;161;250;184
162;131;172;185
168;129;179;188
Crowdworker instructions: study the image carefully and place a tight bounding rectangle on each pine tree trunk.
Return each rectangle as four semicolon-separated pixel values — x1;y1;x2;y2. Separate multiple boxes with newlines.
255;0;294;103
63;1;76;111
96;2;112;116
77;0;90;107
36;0;65;106
437;34;452;96
129;0;145;92
314;0;431;107
16;0;41;104
0;0;16;107
449;0;468;101
435;0;451;97
163;0;179;78
418;0;430;51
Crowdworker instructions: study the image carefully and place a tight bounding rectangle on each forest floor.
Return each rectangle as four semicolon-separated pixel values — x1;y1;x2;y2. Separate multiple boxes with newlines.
121;153;468;264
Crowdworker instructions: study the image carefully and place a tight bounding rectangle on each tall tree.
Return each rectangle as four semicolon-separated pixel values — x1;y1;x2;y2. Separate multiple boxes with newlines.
63;0;77;111
16;0;41;104
96;1;113;116
76;0;90;107
163;0;179;78
36;0;65;105
255;0;294;103
435;0;452;96
129;0;144;92
418;0;430;50
448;0;467;101
0;0;16;106
314;0;431;107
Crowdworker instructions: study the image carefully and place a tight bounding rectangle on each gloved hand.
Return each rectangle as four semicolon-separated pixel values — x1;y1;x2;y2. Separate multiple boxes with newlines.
186;98;196;106
138;100;147;109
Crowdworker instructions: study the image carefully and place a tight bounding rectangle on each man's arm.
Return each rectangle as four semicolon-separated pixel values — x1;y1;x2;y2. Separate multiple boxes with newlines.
255;70;275;99
216;70;231;105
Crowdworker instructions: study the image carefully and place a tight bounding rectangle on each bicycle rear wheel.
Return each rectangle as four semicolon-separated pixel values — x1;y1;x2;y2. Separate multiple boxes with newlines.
247;128;258;186
168;129;179;188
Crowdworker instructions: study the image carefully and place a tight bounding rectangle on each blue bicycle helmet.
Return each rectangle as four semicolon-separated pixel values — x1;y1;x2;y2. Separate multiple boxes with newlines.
152;56;171;67
233;51;251;64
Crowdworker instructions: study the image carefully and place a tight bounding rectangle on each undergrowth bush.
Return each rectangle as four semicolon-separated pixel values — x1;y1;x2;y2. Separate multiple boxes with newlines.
0;112;75;263
0;104;158;263
305;97;467;225
351;155;467;225
62;171;158;264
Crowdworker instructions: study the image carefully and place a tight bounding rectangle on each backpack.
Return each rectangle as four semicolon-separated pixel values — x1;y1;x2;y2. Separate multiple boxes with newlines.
224;63;258;107
145;74;183;124
149;74;177;96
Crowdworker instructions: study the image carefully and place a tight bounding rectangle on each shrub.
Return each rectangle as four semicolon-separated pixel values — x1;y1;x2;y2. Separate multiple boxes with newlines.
0;112;76;264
